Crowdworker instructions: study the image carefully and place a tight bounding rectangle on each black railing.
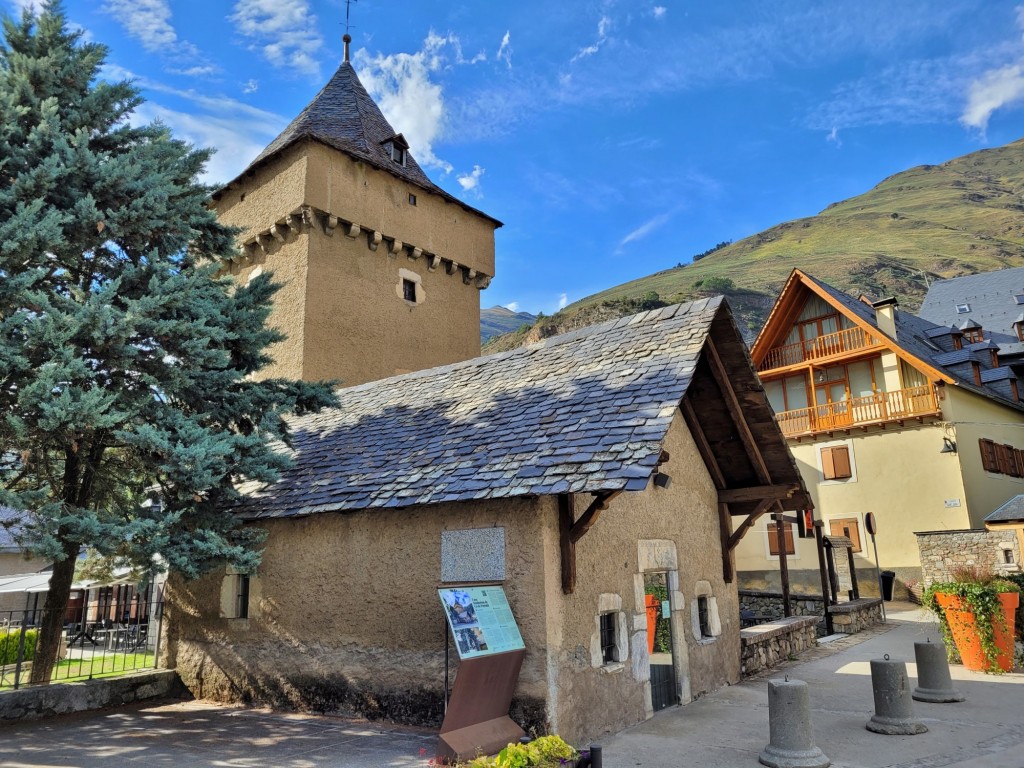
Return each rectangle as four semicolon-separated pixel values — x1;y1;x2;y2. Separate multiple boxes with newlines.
0;595;163;690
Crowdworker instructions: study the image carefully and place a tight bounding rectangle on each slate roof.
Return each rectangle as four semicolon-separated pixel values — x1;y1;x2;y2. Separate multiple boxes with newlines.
217;61;500;226
0;506;24;553
236;297;791;521
798;273;1024;411
985;494;1024;523
919;267;1024;344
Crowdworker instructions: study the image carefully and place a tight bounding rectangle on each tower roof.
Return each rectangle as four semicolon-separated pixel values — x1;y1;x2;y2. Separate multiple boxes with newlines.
217;59;500;226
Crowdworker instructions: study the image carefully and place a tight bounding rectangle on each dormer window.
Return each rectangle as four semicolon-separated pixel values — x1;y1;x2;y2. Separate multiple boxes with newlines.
965;328;984;344
956;304;971;314
391;144;406;165
1014;295;1024;305
384;133;410;168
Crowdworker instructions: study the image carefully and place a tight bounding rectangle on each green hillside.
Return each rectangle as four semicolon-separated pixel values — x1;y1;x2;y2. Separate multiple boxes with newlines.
486;137;1024;351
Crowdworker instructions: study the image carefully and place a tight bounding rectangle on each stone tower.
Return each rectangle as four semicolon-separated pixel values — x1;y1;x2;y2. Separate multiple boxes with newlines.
211;37;501;387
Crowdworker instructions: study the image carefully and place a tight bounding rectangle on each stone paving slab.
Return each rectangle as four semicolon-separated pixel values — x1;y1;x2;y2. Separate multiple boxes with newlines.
0;700;436;767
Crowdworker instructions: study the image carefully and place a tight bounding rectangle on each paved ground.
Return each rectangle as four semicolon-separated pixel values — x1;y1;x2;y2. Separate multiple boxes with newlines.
0;602;1021;768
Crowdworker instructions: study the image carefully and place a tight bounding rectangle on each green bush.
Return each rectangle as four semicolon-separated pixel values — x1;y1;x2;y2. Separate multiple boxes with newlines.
695;276;735;293
464;735;577;767
0;628;38;666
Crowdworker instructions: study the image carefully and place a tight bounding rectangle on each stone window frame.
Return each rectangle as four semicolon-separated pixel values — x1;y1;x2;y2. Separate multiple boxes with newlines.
690;580;722;646
591;593;628;672
817;439;857;485
396;268;425;306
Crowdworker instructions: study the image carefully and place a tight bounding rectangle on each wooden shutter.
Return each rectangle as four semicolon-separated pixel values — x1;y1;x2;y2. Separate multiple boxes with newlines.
829;518;862;553
997;444;1014;475
1006;445;1022;477
767;523;795;556
980;439;999;472
821;446;852;480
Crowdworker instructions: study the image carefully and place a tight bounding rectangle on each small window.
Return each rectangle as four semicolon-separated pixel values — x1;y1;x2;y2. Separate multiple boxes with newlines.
408;193;417;206
402;278;417;302
234;575;250;619
966;329;984;344
956;303;971;314
599;613;617;663
821;445;852;480
980;438;999;472
697;597;712;639
1004;549;1015;565
391;144;406;165
1014;295;1024;305
828;518;862;553
767;522;796;556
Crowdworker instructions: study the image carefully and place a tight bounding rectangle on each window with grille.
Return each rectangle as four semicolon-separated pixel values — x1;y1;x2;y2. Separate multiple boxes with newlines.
697;597;712;639
599;613;617;664
234;575;250;619
821;445;852;480
403;278;417;302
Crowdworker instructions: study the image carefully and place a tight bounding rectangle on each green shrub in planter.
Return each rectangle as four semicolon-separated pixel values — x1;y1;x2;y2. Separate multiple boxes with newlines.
463;735;578;767
0;628;38;666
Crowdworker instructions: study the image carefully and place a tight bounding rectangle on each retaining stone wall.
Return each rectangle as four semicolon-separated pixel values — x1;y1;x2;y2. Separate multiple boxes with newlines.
739;589;827;635
827;598;883;634
915;529;1022;586
0;669;183;722
740;616;819;677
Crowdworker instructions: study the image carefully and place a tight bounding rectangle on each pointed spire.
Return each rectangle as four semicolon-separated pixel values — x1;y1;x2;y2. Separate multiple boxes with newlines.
343;33;351;63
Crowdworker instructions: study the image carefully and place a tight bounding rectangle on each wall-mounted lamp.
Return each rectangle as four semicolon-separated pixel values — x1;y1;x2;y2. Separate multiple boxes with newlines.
940;437;958;455
653;472;672;489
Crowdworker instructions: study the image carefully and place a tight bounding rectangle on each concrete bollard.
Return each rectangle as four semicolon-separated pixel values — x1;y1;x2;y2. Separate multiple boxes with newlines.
912;640;965;703
758;678;830;768
866;656;928;735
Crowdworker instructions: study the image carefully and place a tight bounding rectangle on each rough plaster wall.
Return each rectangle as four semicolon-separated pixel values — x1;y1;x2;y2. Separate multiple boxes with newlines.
215;149;308;241
166;499;549;729
302;229;480;387
303;142;496;276
543;416;740;745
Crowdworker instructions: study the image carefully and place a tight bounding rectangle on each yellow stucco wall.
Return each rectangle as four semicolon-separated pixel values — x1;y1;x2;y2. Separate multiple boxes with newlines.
941;385;1024;525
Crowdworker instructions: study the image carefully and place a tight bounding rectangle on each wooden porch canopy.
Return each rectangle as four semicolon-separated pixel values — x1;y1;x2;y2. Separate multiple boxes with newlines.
679;309;813;585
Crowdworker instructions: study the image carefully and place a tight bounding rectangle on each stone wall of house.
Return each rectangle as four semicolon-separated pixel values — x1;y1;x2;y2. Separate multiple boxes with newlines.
0;670;182;722
740;616;819;677
915;529;1023;586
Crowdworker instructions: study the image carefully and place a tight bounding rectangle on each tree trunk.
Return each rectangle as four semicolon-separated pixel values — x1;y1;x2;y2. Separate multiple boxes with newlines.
28;539;80;685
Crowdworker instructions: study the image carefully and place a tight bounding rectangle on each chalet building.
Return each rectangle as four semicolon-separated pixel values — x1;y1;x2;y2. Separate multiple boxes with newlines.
0;507;49;615
735;269;1024;597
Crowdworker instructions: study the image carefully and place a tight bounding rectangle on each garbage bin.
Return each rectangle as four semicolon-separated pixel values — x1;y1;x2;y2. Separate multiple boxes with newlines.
880;570;896;601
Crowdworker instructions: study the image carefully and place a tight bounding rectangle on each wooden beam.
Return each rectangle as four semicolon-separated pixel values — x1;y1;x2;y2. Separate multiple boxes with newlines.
569;490;620;544
774;508;792;617
559;494;576;594
680;398;726;489
727;498;774;550
704;338;772;484
719;502;735;583
718;484;800;504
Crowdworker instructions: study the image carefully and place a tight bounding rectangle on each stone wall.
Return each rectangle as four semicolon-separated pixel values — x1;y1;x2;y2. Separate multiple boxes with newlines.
739;589;827;634
827;598;883;634
915;529;1023;586
0;670;183;722
740;617;819;677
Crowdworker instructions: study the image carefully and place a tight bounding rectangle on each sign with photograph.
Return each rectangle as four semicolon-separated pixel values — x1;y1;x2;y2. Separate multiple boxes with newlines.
438;585;525;659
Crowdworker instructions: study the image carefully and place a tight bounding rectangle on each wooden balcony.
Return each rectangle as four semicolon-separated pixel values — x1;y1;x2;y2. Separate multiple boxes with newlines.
775;385;940;437
758;327;883;372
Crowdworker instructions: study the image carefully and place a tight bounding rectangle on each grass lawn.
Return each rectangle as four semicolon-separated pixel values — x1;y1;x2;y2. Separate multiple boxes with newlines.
1;652;156;689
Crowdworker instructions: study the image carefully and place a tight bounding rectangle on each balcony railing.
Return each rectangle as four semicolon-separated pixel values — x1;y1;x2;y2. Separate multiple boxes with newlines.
775;385;940;437
759;327;883;372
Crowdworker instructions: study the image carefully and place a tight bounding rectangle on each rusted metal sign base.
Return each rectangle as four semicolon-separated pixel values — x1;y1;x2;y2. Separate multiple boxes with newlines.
437;649;526;763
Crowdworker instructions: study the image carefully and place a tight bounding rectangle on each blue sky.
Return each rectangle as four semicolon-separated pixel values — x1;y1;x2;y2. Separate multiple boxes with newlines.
9;1;1024;315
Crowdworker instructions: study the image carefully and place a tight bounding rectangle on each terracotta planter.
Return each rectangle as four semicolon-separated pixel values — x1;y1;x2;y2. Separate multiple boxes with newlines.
935;591;1019;672
645;595;659;654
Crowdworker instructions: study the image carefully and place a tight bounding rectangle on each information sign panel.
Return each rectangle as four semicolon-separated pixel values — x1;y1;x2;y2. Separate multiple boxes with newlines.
439;585;525;659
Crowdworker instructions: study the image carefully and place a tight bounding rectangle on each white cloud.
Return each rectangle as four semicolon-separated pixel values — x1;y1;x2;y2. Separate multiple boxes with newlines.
457;165;485;195
230;0;323;76
243;79;259;94
504;302;520;312
355;34;458;173
826;126;842;147
8;0;37;13
558;293;569;310
497;31;513;68
168;65;218;78
571;15;612;63
619;210;675;248
961;64;1024;133
653;6;667;18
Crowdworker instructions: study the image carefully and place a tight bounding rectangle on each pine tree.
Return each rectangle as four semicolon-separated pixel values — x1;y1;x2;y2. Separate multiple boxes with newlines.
0;1;336;683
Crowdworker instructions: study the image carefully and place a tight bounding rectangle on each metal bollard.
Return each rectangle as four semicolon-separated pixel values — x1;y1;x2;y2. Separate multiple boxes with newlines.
912;639;965;703
758;678;830;768
866;656;928;735
589;742;603;768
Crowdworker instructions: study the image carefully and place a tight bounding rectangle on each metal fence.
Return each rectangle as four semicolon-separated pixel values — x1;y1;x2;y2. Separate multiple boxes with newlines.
0;594;163;690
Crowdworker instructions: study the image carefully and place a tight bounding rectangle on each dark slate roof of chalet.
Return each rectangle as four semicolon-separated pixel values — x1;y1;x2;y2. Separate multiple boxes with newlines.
985;494;1024;523
919;267;1024;344
801;274;1024;411
981;367;1016;383
237;297;798;520
218;61;499;225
